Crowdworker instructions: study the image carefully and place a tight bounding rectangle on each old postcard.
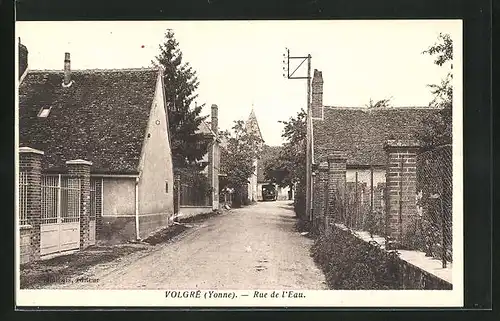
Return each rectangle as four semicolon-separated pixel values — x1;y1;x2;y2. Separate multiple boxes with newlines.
15;20;463;307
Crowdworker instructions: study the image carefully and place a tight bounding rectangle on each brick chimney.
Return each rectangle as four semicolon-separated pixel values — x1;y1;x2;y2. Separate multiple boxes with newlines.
311;69;323;119
211;104;218;134
18;38;28;80
63;52;72;86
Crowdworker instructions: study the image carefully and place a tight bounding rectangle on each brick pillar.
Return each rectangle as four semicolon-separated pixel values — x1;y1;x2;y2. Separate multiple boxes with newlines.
66;159;92;249
317;161;329;231
384;140;419;243
327;151;347;224
19;147;44;261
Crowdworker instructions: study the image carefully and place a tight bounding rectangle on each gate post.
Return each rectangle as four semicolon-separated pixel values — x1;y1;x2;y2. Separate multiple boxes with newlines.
327;151;347;224
66;159;92;249
383;140;419;245
19;147;44;262
315;161;329;233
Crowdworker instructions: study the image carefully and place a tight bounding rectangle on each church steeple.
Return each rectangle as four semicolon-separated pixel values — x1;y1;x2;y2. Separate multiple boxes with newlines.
246;105;264;143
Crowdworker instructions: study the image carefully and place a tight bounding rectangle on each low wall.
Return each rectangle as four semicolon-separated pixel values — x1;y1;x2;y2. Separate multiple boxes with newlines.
178;206;213;220
312;223;452;290
334;225;452;290
19;226;33;264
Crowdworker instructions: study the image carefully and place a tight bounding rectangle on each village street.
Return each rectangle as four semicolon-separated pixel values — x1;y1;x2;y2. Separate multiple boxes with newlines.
43;201;327;290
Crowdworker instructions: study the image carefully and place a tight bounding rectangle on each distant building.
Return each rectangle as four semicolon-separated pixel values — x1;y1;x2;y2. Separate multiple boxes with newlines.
244;108;264;202
256;145;293;201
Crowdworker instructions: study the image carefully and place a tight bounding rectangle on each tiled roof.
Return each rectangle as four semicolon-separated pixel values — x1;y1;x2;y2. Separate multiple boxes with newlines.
19;68;159;173
313;106;439;166
257;145;282;182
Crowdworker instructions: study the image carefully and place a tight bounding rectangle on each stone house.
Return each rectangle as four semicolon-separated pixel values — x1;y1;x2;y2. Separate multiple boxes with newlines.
18;43;175;262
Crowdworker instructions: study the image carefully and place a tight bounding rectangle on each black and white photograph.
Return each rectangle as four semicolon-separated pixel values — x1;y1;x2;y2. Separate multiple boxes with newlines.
15;20;463;307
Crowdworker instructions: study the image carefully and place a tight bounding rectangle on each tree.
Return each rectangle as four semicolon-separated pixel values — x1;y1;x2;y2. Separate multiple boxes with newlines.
219;120;264;207
418;33;453;149
365;97;393;108
264;109;306;188
263;109;307;218
152;30;209;170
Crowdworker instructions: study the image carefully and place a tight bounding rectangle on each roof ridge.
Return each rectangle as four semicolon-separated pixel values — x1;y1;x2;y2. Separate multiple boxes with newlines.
28;67;158;73
323;105;441;110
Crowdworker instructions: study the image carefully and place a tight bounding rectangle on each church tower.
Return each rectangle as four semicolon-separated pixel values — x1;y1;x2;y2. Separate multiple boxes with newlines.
245;106;264;202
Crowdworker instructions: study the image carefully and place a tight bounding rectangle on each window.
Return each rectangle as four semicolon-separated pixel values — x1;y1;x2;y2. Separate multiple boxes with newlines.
165;181;169;193
37;107;51;118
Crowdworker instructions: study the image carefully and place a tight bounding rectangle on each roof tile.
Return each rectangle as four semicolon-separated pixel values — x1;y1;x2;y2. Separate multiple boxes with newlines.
19;69;159;173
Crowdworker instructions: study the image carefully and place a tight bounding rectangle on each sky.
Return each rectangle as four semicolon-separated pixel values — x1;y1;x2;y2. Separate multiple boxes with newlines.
16;20;461;146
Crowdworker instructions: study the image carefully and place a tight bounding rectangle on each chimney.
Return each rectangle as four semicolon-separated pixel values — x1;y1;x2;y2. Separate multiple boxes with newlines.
18;38;28;80
63;52;71;86
311;69;323;119
211;104;219;135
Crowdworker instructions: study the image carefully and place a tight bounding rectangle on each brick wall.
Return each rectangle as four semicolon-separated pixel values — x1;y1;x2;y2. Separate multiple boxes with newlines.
19;147;44;263
384;140;419;243
66;159;92;249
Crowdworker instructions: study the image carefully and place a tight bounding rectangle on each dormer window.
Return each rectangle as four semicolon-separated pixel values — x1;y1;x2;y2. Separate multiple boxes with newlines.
37;107;51;118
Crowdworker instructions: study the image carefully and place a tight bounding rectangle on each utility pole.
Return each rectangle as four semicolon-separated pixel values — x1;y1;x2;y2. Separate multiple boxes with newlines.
283;48;313;221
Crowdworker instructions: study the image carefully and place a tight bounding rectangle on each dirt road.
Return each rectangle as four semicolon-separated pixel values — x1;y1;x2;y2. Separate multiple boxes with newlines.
45;201;327;290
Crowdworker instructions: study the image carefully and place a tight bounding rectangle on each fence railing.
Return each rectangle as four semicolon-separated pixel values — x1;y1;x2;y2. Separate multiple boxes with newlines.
333;169;387;238
41;174;81;224
412;144;453;263
19;171;28;226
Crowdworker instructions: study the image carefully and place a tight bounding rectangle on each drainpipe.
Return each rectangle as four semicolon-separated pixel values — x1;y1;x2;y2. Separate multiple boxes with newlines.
135;177;140;240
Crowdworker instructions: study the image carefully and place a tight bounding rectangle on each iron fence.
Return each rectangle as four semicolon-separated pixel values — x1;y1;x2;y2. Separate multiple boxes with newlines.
41;174;81;224
336;169;387;238
324;145;452;266
410;144;453;264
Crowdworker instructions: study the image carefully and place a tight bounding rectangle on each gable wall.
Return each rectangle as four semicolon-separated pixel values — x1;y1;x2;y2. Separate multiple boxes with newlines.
137;72;174;239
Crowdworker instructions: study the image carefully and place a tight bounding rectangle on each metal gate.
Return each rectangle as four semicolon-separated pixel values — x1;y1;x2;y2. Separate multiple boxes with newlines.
89;179;97;245
40;175;81;256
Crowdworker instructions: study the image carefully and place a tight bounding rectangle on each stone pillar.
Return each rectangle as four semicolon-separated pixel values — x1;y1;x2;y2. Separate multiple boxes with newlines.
19;147;44;262
66;159;92;249
384;140;419;243
327;151;347;223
